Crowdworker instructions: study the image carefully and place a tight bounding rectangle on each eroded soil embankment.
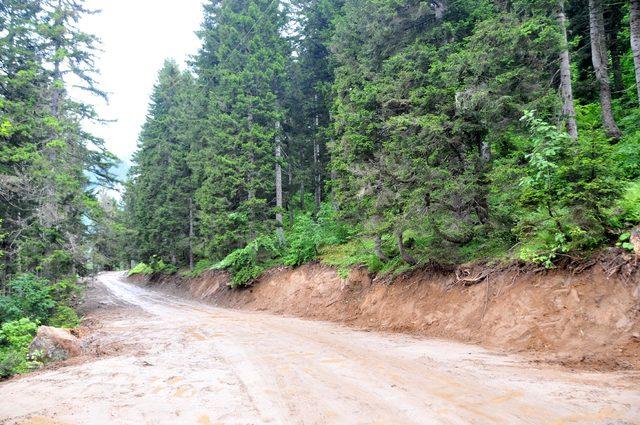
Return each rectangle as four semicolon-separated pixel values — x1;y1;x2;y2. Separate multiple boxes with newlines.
132;258;640;370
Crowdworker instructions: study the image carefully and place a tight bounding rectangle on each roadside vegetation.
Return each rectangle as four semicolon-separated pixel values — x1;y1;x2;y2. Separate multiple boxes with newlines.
1;0;116;378
0;275;81;378
123;0;640;287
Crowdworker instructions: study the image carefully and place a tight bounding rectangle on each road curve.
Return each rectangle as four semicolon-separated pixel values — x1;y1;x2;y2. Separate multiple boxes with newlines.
1;271;639;424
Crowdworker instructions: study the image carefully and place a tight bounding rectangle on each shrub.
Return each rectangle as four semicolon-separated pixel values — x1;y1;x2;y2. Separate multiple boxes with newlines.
127;262;153;276
0;318;38;378
283;204;358;267
48;305;80;328
50;277;83;305
610;180;640;228
319;238;379;278
190;259;216;277
213;235;282;288
0;275;56;324
283;214;320;266
152;259;177;275
517;110;621;265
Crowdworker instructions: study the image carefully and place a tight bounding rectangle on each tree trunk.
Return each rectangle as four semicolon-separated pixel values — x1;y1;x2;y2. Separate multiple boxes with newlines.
299;180;304;210
275;120;284;241
589;0;621;140
288;160;294;225
247;112;256;239
374;234;387;261
313;94;322;215
631;0;640;104
396;230;417;265
432;0;447;19
188;197;194;270
607;3;623;96
558;0;579;140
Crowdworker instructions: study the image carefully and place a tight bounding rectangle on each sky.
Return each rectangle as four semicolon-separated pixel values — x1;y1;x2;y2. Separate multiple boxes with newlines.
79;0;205;178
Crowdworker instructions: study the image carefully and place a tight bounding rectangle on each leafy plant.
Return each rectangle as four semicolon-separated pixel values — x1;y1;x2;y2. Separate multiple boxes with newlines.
283;214;320;267
213;235;282;288
0;275;56;324
0;318;38;378
48;305;80;328
127;262;153;276
151;259;177;275
516;110;622;265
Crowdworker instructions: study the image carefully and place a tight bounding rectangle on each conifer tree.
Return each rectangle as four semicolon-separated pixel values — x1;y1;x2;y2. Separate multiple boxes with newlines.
127;60;196;265
195;0;289;258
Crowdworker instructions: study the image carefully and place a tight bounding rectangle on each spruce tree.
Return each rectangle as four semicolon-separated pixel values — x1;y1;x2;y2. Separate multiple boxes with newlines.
127;60;196;265
195;0;289;258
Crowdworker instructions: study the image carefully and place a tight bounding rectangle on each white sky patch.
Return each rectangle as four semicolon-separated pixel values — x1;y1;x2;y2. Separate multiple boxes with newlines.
78;0;204;177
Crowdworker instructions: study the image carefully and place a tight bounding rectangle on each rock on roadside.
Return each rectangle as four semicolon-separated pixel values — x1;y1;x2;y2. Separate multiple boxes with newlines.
28;326;83;363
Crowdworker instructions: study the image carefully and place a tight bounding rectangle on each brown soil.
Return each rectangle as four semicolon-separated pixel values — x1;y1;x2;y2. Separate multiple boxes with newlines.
4;273;638;424
135;255;640;371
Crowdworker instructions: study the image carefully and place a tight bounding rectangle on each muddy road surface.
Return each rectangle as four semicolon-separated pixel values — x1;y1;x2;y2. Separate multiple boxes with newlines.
1;272;639;424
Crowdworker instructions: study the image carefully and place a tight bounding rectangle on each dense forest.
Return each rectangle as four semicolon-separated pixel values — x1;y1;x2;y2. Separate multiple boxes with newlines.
0;0;117;376
2;0;640;375
119;0;640;284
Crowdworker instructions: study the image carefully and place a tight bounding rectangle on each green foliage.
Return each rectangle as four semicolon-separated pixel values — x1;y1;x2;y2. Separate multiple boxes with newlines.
151;259;178;275
213;235;283;288
319;238;379;279
48;305;80;329
183;259;216;278
0;0;118;281
0;318;38;378
0;274;82;328
128;259;177;276
127;262;153;276
516;110;622;265
0;275;57;324
283;214;320;266
119;0;640;279
283;204;355;267
610;181;640;228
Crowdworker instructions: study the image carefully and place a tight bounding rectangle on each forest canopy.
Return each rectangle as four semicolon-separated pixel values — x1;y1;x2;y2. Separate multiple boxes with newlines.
4;0;640;292
118;0;640;284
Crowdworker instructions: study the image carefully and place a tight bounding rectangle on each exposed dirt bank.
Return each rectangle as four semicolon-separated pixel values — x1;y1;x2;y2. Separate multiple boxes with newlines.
3;273;639;424
134;255;640;371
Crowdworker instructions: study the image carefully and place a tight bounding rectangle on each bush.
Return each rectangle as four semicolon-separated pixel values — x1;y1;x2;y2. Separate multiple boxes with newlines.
516;110;621;265
319;238;379;278
0;318;38;378
0;275;56;324
283;205;358;267
50;278;83;305
610;180;640;228
213;235;282;288
48;305;80;328
283;214;320;266
127;262;153;276
182;259;215;278
152;259;177;275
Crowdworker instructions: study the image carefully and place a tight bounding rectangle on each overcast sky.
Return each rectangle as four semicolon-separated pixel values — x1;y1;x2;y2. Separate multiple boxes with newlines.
80;0;204;176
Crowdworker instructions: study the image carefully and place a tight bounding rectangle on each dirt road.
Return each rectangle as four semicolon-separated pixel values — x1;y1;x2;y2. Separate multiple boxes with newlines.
1;272;639;424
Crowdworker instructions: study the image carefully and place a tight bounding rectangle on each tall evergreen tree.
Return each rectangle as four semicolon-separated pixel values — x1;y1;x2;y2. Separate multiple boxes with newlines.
126;60;196;265
194;0;289;258
0;0;116;281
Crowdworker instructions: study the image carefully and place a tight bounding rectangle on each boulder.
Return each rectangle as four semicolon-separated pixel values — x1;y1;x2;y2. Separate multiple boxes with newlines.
28;326;82;363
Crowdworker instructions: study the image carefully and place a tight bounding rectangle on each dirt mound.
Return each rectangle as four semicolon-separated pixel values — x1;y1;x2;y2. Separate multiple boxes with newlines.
138;257;640;371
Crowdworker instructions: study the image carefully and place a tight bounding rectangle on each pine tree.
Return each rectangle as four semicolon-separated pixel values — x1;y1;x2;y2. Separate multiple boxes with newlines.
0;0;116;281
195;0;289;258
126;60;196;265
